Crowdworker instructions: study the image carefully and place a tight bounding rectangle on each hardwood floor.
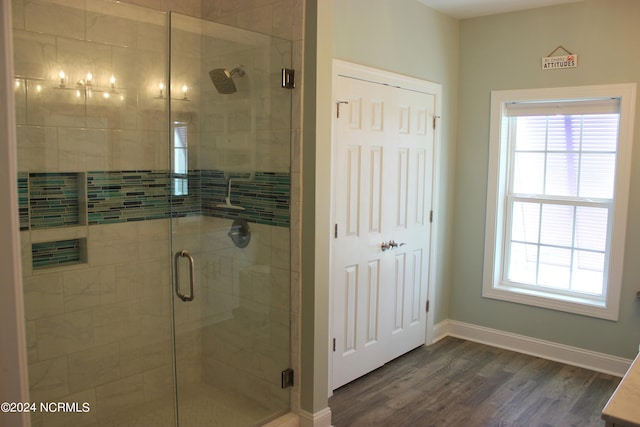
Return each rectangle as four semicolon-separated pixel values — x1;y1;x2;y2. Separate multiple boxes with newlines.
329;337;621;427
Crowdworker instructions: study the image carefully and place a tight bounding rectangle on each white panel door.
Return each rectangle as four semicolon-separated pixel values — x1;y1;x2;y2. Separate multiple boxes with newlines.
385;89;434;362
332;74;435;389
332;77;390;387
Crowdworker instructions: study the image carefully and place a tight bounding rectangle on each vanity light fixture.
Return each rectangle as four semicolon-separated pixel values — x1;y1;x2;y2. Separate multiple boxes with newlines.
154;82;190;102
14;75;47;94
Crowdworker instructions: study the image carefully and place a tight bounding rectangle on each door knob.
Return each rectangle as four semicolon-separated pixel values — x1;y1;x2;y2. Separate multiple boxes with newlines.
388;240;406;248
381;240;406;251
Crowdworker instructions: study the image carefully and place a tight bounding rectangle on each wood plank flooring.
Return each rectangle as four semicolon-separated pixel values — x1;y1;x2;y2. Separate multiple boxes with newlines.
329;337;621;427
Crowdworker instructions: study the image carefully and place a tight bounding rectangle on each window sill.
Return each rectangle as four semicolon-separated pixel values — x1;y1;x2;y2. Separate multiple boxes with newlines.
483;282;618;321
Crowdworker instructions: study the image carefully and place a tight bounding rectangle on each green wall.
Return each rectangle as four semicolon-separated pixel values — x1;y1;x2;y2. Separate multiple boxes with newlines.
453;0;640;359
332;0;460;325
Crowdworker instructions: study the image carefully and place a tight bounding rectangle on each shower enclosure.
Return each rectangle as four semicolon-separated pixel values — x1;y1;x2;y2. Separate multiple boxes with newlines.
13;1;293;426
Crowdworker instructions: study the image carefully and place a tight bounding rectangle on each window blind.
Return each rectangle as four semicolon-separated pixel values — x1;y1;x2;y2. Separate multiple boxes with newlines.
504;98;620;117
504;111;620;296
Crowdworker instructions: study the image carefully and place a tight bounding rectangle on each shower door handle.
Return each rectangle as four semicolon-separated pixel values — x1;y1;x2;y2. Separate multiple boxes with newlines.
174;250;195;302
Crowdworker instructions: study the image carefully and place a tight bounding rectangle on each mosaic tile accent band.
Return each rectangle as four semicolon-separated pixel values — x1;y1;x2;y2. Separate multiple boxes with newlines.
18;172;29;231
29;172;79;229
32;239;81;269
86;170;201;224
201;171;290;227
19;170;289;231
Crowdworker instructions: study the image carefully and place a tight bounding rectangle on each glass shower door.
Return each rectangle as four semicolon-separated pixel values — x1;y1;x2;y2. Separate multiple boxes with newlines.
169;13;293;426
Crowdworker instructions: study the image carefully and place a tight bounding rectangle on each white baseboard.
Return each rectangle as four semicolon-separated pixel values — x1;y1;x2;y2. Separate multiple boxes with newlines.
299;408;332;427
263;412;300;427
433;319;632;377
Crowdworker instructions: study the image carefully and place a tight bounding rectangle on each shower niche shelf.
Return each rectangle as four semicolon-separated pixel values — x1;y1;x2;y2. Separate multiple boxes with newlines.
28;172;87;230
31;237;87;270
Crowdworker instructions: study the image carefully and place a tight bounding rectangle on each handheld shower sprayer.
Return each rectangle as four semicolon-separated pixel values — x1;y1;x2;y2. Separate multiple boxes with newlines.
218;176;245;211
215;172;253;210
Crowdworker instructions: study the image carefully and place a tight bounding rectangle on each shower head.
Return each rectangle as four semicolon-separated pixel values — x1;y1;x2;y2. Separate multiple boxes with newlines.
209;66;245;94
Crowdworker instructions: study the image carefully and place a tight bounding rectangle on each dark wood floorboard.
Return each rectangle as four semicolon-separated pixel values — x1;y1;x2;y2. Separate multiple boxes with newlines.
329;337;621;427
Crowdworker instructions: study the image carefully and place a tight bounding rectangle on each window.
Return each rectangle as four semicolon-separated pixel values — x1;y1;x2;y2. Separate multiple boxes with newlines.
483;84;636;321
172;122;189;196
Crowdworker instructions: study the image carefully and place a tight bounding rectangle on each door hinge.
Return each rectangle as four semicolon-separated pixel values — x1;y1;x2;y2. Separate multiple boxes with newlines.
336;101;349;118
426;300;430;313
333;338;336;352
429;210;433;223
433;115;440;130
334;224;338;238
281;68;295;89
281;368;294;388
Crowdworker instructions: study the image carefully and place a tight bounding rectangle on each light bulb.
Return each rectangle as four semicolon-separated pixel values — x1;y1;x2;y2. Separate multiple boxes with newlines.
182;84;188;99
86;72;93;85
110;75;116;89
158;82;165;97
15;79;20;88
58;70;66;87
35;84;42;93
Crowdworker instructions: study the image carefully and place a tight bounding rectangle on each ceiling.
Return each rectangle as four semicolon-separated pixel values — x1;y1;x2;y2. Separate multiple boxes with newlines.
417;0;584;19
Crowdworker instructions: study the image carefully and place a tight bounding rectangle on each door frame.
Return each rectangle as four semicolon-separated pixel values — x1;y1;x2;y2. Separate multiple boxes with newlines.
328;59;443;394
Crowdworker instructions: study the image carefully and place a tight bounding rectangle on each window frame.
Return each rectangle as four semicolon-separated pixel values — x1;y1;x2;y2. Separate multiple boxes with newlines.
172;121;189;196
483;84;636;321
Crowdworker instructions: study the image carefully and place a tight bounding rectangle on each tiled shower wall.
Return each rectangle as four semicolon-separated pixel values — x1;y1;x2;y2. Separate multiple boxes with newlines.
13;2;172;425
13;0;302;425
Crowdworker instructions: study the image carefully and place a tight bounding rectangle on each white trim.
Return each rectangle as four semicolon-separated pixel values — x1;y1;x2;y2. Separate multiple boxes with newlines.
0;0;30;426
328;59;443;393
262;412;300;427
434;320;632;377
431;319;450;344
483;83;637;321
298;408;332;427
333;59;443;95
